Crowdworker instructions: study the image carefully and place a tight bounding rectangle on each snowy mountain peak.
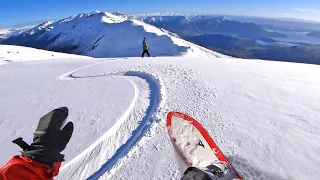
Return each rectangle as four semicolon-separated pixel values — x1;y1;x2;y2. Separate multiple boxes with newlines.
37;21;55;32
101;12;126;23
18;20;55;36
37;20;54;28
3;11;224;58
59;11;124;24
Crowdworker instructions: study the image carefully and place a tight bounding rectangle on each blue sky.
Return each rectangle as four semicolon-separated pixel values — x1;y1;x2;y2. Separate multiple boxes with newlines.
1;0;320;28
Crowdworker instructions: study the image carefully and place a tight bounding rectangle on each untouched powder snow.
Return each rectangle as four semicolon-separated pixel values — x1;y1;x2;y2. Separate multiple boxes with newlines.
0;51;320;180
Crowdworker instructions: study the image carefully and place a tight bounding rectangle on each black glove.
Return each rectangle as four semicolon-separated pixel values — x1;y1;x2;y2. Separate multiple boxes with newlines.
13;107;74;167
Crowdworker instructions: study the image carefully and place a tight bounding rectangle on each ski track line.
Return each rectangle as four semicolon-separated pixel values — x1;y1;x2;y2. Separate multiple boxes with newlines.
57;62;165;180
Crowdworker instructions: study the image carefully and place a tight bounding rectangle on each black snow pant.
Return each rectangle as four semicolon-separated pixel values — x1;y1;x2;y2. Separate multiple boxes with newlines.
181;167;215;180
141;50;150;57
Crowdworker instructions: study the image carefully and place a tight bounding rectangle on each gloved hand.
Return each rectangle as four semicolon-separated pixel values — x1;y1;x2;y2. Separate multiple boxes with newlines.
13;107;74;167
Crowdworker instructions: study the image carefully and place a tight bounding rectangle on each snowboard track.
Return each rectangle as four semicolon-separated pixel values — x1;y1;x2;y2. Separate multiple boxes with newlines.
57;62;164;179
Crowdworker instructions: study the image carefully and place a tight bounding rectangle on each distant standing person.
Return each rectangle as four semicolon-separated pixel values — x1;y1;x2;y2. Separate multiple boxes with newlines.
142;37;150;57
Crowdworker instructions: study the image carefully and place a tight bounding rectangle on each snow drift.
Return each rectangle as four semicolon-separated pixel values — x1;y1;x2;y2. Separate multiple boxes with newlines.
2;11;223;58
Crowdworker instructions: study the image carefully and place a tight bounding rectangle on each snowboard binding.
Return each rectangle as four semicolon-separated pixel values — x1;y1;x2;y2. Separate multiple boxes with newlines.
206;162;230;177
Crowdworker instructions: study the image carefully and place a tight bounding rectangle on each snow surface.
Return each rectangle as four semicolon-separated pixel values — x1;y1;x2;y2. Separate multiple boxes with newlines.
0;48;320;180
0;45;88;65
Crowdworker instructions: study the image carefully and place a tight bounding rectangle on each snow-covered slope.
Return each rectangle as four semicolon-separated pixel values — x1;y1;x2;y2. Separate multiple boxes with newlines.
1;50;319;180
0;45;88;65
2;11;223;58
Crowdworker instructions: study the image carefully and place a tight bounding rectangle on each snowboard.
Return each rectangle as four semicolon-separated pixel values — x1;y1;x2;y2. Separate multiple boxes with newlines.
166;112;242;180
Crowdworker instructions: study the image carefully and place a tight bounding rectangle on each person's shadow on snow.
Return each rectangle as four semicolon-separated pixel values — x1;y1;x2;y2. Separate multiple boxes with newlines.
227;155;288;180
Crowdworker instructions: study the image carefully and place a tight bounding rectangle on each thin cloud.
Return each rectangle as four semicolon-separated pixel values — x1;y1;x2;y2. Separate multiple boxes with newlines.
294;8;320;13
282;13;292;16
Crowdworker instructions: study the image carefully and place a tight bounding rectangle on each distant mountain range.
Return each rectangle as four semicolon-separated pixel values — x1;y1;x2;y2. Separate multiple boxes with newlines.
2;12;319;64
134;14;320;32
0;25;34;42
134;15;286;39
132;14;320;64
134;12;187;17
187;34;320;64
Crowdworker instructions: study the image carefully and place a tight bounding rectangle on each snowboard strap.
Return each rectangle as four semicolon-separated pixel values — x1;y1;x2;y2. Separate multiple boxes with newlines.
13;137;31;150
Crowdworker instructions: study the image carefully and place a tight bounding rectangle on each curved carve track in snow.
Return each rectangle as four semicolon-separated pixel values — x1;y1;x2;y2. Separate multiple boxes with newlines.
57;62;166;179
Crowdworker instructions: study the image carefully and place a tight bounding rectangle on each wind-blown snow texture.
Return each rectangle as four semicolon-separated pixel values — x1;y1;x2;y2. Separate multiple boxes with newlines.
0;47;320;180
2;11;224;58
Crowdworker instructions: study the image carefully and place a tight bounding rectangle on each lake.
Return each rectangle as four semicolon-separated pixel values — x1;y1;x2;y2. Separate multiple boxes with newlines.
265;29;320;45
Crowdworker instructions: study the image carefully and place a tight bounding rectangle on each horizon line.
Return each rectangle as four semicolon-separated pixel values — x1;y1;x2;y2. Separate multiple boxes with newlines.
2;11;320;28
